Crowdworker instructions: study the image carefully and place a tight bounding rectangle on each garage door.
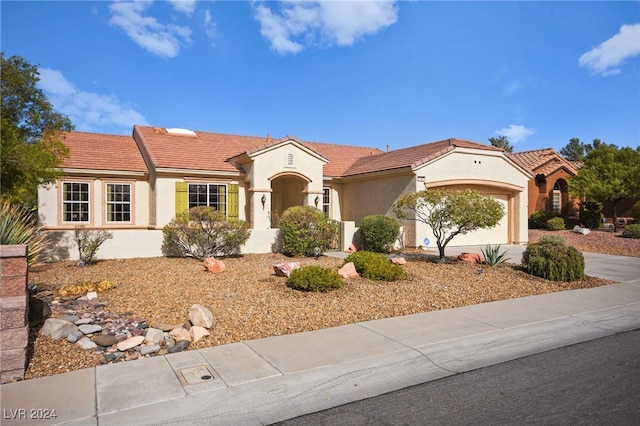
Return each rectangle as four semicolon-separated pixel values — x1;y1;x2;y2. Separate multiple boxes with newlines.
450;194;509;246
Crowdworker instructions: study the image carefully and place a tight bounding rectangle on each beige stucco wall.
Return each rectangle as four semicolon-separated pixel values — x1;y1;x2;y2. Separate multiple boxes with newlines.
38;178;150;229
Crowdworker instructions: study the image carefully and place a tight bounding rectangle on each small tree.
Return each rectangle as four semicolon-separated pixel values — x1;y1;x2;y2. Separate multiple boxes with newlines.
359;215;400;253
488;136;513;153
393;189;505;261
569;143;640;232
279;206;338;256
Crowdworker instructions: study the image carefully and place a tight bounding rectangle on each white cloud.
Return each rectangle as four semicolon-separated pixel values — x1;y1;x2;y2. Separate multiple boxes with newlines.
579;23;640;77
494;124;536;144
204;10;217;40
253;0;399;54
109;0;192;59
168;0;196;16
38;68;148;133
504;78;534;95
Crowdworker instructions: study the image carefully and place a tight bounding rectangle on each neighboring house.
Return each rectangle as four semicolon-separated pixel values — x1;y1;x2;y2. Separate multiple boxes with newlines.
510;148;581;223
38;126;532;260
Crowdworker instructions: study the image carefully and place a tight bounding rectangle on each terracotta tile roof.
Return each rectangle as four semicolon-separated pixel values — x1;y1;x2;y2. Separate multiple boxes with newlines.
60;131;148;173
509;148;579;176
134;126;383;177
342;138;503;176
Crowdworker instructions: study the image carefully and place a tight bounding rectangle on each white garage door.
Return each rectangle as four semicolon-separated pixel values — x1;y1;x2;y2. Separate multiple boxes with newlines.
450;194;509;246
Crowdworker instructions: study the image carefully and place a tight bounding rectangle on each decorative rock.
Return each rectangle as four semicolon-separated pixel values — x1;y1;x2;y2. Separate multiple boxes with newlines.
390;257;407;265
457;253;484;264
77;337;97;350
188;304;214;328
203;257;226;273
169;327;192;342
190;326;210;343
131;329;144;337
572;225;591;235
273;262;301;278
140;344;160;355
67;330;84;343
116;335;145;351
94;334;119;347
57;314;80;323
78;324;103;335
86;292;98;300
164;335;176;348
28;296;51;327
345;242;360;253
144;328;164;345
154;323;180;332
41;318;80;340
75;318;94;325
168;340;190;353
338;262;359;279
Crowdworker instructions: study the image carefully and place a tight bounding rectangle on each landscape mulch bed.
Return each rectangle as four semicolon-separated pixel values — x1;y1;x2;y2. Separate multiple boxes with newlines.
23;229;637;380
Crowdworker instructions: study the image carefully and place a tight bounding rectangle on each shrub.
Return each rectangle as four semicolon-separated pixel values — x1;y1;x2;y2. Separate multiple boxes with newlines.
529;211;557;229
344;251;405;281
74;226;113;265
522;237;584;282
286;265;344;292
538;234;565;245
359;215;400;253
0;199;47;264
578;200;603;229
622;224;640;239
162;207;251;260
546;217;565;231
279;206;339;257
481;244;510;267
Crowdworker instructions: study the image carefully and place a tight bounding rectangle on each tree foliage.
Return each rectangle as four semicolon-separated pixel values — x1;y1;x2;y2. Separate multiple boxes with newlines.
1;53;73;207
488;136;513;153
569;142;640;231
393;188;505;261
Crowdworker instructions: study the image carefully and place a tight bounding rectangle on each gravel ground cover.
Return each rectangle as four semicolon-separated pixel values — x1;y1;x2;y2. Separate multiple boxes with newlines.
23;230;637;380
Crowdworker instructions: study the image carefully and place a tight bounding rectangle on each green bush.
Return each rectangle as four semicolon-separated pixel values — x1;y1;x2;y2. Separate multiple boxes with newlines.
162;207;251;260
0;199;47;264
481;244;510;267
279;206;339;256
578;200;603;229
344;251;405;281
546;217;565;231
359;215;400;253
74;226;113;265
286;265;344;292
538;235;566;245
529;211;557;229
622;224;640;239
522;237;584;282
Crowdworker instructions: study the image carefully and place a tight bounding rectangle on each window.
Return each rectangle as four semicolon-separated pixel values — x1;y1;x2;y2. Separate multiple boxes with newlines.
62;182;90;222
189;183;227;214
552;182;562;215
106;183;131;222
322;187;330;216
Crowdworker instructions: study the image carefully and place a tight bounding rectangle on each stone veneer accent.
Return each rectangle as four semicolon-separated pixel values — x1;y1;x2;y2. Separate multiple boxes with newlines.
0;245;29;383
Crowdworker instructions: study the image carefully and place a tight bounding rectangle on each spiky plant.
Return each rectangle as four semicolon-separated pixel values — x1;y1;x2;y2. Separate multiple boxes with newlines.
0;199;47;263
481;244;510;267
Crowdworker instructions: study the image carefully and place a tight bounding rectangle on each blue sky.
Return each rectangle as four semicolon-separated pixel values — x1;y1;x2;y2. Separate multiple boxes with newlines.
2;1;639;153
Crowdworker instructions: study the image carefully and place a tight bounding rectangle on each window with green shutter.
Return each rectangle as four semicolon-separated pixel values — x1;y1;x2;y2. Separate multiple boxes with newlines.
175;182;189;218
228;183;239;220
176;182;235;218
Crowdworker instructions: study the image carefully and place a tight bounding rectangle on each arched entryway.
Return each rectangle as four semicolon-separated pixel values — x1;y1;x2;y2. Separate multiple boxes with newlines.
269;172;310;227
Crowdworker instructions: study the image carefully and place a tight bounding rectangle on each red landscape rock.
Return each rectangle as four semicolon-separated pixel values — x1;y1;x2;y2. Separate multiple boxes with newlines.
203;258;225;273
457;253;485;264
273;262;301;277
338;262;359;279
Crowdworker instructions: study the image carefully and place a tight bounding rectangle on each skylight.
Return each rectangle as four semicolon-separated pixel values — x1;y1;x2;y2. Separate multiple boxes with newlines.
166;128;196;136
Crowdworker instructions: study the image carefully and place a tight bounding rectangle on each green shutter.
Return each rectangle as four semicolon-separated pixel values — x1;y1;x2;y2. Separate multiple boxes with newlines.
228;183;239;220
175;182;188;218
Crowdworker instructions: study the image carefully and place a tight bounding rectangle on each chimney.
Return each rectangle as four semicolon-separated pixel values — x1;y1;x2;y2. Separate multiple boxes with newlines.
386;144;390;152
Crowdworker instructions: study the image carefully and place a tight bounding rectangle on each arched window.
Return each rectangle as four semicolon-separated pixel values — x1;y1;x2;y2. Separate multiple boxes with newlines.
552;181;562;215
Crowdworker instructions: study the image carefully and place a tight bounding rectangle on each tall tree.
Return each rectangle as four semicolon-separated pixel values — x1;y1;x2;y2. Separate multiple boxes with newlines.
1;53;73;208
393;189;505;261
569;143;640;232
560;138;587;162
488;136;513;153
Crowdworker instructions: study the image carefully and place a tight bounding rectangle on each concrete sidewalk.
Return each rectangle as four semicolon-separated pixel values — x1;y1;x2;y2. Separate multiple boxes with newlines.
1;248;639;425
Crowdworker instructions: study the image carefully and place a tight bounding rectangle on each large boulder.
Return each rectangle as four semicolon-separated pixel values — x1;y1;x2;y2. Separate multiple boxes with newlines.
203;257;225;273
28;296;51;327
188;304;214;328
572;225;591;235
457;253;484;264
273;262;301;278
338;262;359;279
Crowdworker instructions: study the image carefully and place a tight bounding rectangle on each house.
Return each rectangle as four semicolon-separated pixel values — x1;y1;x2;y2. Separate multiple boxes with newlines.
38;126;532;260
509;148;581;224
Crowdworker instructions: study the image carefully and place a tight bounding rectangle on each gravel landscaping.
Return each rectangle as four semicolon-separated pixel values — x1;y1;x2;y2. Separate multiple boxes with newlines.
23;229;637;380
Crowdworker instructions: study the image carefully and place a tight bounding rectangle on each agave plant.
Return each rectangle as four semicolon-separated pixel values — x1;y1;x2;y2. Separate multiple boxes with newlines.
481;243;510;267
0;199;47;264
